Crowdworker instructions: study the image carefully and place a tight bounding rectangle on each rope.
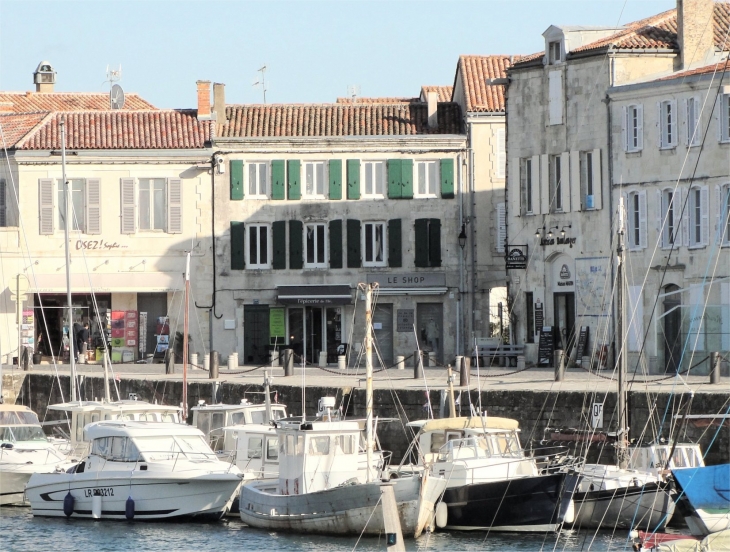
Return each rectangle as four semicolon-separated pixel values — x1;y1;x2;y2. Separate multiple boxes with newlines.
574;355;709;383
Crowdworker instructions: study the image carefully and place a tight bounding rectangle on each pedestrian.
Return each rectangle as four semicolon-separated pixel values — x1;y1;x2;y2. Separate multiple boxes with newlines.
72;321;82;362
78;322;90;360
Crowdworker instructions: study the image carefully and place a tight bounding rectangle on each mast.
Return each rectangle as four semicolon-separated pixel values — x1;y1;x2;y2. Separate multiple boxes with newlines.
364;282;375;483
61;117;77;403
183;252;190;420
617;197;628;468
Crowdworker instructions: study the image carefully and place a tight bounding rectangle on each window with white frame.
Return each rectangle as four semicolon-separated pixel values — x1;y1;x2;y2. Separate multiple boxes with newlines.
550;154;563;212
304;223;327;268
661;189;679;247
415;160;439;197
722;185;730;245
721;94;730;143
57;179;86;232
688;187;708;248
495;128;506;178
627;190;646;250
362;222;386;267
686;96;701;146
520;158;533;214
625;104;643;152
139;178;167;231
659;100;677;148
303;161;327;199
247;162;269;198
246;224;270;269
362;161;385;197
581;151;594;209
548;41;562;64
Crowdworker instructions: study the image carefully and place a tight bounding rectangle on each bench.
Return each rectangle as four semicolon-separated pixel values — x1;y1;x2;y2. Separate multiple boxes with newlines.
472;344;525;368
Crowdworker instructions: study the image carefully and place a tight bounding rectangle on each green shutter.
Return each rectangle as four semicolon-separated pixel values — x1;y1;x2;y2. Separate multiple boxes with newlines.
287;160;301;200
329;219;343;268
400;159;413;199
387;159;402;199
289;220;303;269
230;160;244;200
440;158;455;199
230;221;245;270
272;221;286;269
346;219;361;268
329;159;342;200
346;159;360;199
388;219;402;268
271;160;286;200
428;218;442;267
414;219;429;267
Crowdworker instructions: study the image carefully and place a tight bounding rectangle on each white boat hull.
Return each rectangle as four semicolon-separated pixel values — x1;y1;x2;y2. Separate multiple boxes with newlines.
0;469;33;505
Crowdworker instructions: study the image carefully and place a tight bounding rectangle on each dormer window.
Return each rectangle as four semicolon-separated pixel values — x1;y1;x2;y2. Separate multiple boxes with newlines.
548;41;563;64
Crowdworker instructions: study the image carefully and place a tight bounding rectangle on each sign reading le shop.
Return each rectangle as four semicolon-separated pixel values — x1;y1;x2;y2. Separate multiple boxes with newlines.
366;273;446;287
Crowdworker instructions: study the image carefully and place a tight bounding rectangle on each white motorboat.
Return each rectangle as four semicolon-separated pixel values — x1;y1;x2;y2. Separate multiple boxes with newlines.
26;420;242;520
0;404;72;505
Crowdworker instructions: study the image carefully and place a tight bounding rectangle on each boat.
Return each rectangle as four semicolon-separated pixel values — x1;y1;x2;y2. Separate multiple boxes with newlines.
633;529;730;551
0;404;72;505
25;420;242;520
672;464;730;537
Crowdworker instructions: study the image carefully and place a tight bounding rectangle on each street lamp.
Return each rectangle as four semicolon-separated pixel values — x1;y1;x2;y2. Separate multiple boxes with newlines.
458;224;467;249
561;224;572;237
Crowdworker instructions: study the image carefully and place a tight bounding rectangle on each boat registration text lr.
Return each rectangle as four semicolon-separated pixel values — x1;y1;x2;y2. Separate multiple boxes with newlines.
83;487;115;497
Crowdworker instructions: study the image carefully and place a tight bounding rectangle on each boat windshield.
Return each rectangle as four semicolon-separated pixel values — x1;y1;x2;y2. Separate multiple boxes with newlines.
0;410;41;425
132;435;218;462
0;425;48;443
438;433;524;462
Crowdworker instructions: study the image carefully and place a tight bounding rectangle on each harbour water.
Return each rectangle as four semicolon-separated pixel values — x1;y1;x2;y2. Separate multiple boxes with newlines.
2;506;658;551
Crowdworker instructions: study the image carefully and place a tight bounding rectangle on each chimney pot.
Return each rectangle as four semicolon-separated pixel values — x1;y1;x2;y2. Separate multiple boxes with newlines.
213;83;226;124
427;91;438;129
678;0;715;71
197;80;212;120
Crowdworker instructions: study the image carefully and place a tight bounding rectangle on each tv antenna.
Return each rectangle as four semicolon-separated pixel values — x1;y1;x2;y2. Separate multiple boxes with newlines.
347;85;361;102
104;65;125;109
252;65;267;104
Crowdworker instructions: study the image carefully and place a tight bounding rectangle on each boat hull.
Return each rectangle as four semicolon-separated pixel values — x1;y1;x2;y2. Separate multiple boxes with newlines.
0;469;33;505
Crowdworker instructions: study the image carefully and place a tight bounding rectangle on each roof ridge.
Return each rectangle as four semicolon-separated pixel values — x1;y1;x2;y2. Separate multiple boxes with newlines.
13;112;55;149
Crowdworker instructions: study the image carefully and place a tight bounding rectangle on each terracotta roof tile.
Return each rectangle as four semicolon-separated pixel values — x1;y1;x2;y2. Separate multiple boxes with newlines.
14;110;210;150
420;85;454;102
0;91;156;113
0;112;51;147
458;55;519;112
217;103;462;137
335;96;418;104
656;58;730;80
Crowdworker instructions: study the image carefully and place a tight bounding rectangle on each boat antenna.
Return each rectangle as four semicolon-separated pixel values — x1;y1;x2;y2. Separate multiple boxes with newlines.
616;196;628;469
61;117;78;403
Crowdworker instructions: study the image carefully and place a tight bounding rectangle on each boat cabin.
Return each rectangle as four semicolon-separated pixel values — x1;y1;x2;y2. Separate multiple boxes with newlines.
191;401;287;452
224;423;279;478
629;443;704;474
0;404;48;445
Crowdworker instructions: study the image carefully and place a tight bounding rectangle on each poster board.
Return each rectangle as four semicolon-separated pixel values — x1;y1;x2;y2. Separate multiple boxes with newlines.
538;326;554;366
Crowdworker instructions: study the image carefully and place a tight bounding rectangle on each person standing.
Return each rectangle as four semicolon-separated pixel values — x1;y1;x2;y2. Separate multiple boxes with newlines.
77;322;89;362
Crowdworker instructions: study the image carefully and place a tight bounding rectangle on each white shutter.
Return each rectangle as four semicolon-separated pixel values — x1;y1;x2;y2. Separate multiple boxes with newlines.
722;282;730;351
167;178;182;234
627;285;643;352
657;101;664;147
496;129;506;178
0;179;6;227
622;192;630;247
692;96;701;146
682;99;689;146
120;178;136;234
639;190;648;249
670;100;678;147
509;157;521;216
636;104;644;151
680;188;690;247
85;178;101;235
548;71;563;125
656;189;663;245
39;178;54;235
591;149;602;210
700;186;709;246
715;185;723;244
559;152;570;213
622;106;628;152
530;154;540;214
496;202;506;253
569;150;581;212
540;154;549;214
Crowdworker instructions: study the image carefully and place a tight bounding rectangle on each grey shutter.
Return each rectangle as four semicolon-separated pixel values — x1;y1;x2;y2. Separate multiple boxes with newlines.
272;220;287;269
509;158;520;216
120;178;136;234
85;178;101;234
388;219;402;268
428;218;441;267
346;219;361;268
638;190;648;249
700;186;709;246
289;220;303;269
591;149;602;210
559;152;570;213
167;178;182;234
496;202;506;253
569;151;580;212
39;178;54;235
0;179;6;227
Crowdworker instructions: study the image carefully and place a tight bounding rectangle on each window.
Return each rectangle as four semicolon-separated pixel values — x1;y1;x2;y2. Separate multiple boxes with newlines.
121;178;181;235
525;292;534;344
304;223;327;268
721;94;730;143
548;41;562;64
303;161;326;198
495;129;506;178
688;187;708;248
308;436;330;456
138;178;166;231
363;222;386;267
362;161;385;197
336;434;355;454
247;162;268;198
687;97;701;147
627;191;646;250
246;224;270;269
247;437;263;459
266;438;279;461
550;154;563;212
414;218;441;268
581;151;594;209
659;100;677;148
57;179;85;232
415;161;439;197
520;158;533;214
625;104;643;152
661;189;679;247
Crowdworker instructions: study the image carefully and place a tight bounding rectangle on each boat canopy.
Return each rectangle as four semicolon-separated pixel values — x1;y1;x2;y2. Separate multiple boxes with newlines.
673;465;730;510
409;416;519;433
0;404;41;425
84;420;204;440
48;400;181;414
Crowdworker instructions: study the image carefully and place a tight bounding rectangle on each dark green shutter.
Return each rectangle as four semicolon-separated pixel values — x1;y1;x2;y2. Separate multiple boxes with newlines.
346;219;361;268
329;219;343;268
387;159;401;199
440;158;454;199
230;160;244;200
400;159;413;199
414;219;429;267
328;159;342;200
428;218;442;267
287;160;301;200
272;221;286;269
346;159;360;199
230;221;245;270
388;219;402;268
271;160;286;200
289;220;303;269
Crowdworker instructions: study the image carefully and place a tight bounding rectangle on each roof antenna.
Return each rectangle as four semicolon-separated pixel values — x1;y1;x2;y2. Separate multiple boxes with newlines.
104;65;125;110
252;65;267;104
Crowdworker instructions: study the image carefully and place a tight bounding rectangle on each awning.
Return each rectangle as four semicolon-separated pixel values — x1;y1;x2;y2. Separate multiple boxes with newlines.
277;284;352;305
29;273;181;293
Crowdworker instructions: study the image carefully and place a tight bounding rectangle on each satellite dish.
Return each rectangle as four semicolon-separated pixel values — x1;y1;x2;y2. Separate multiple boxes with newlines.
110;84;125;110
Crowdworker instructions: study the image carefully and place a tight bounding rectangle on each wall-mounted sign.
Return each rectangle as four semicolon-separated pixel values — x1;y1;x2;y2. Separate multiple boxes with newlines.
539;236;576;248
505;245;528;270
277;285;352;305
269;308;286;342
397;309;414;332
76;239;128;251
366;273;445;287
591;402;604;429
538;326;554;367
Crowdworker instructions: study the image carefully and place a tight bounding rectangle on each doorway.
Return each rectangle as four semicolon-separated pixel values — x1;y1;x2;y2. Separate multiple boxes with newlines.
288;307;323;364
244;305;270;365
138;293;168;358
553;292;576;354
417;303;443;364
662;285;682;373
373;303;393;367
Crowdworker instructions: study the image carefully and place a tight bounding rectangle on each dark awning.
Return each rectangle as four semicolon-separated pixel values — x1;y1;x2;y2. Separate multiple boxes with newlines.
276;285;352;305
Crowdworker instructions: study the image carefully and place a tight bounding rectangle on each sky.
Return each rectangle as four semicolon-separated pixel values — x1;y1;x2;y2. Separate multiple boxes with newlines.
0;0;673;109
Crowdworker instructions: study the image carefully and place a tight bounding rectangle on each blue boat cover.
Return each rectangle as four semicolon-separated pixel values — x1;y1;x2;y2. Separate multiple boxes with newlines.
673;465;730;510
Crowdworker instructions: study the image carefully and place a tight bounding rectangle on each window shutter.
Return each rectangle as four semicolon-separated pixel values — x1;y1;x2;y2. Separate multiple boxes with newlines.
272;221;287;269
678;188;688;246
722;282;730;351
230;221;245;270
539;154;549;215
496;203;506;253
692;97;701;146
287;160;301;200
167;178;183;234
656;189;663;242
636;104;644;150
591;149;602;210
496;129;506;178
120;178;136;234
388;218;402;267
658;102;664;147
346;159;360;200
414;219;429;267
715;185;723;244
700;186;709;246
622;106;628;152
346;219;361;268
428;218;441;267
509;157;520;216
400;159;413;199
85;178;101;235
671;100;678;147
559;152;570;213
440;158;455;199
271;160;286;200
569;151;580;212
639;190;648;249
328;159;342;200
39;178;55;235
0;179;6;226
530;155;540;213
387;159;402;199
230;160;244;200
548;71;563;125
329;219;343;268
289;219;303;269
682;99;689;146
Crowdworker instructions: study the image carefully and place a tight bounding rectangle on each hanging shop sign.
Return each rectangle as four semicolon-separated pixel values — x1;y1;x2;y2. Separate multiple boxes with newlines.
505;245;528;270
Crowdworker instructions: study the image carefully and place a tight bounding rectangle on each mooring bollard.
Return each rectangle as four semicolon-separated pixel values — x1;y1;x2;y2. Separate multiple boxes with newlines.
554;349;565;382
165;350;174;375
414;351;424;379
283;349;294;377
710;351;721;385
209;350;219;379
396;355;405;370
460;356;471;387
338;355;347;370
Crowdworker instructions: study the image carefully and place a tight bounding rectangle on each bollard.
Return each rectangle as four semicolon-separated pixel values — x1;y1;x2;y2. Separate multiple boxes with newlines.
21;347;30;371
203;353;210;372
338;355;347;370
209;350;219;379
517;355;526;371
460;356;470;387
414;351;424;379
710;351;721;385
190;352;198;370
319;351;328;368
227;354;236;370
270;350;280;367
554;349;565;382
396;355;405;370
165;350;174;375
422;351;430;367
78;343;87;364
429;351;438;367
283;349;294;377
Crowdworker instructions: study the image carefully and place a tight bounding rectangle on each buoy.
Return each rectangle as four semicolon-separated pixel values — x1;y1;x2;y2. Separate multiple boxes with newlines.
125;496;135;520
91;494;102;519
63;492;74;517
435;501;448;529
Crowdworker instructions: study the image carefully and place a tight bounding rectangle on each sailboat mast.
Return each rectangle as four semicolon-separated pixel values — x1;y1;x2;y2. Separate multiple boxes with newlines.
364;282;374;483
617;197;628;468
183;252;190;420
61;117;77;403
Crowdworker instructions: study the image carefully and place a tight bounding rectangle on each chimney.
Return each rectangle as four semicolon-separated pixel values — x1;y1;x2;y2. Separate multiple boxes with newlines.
196;80;212;120
213;83;226;124
427;91;438;129
33;61;56;93
678;0;716;70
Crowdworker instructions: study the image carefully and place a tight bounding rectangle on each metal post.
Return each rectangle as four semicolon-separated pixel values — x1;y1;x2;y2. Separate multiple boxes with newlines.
413;350;423;379
209;350;219;379
283;349;294;377
710;351;721;385
554;350;565;382
460;355;470;387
